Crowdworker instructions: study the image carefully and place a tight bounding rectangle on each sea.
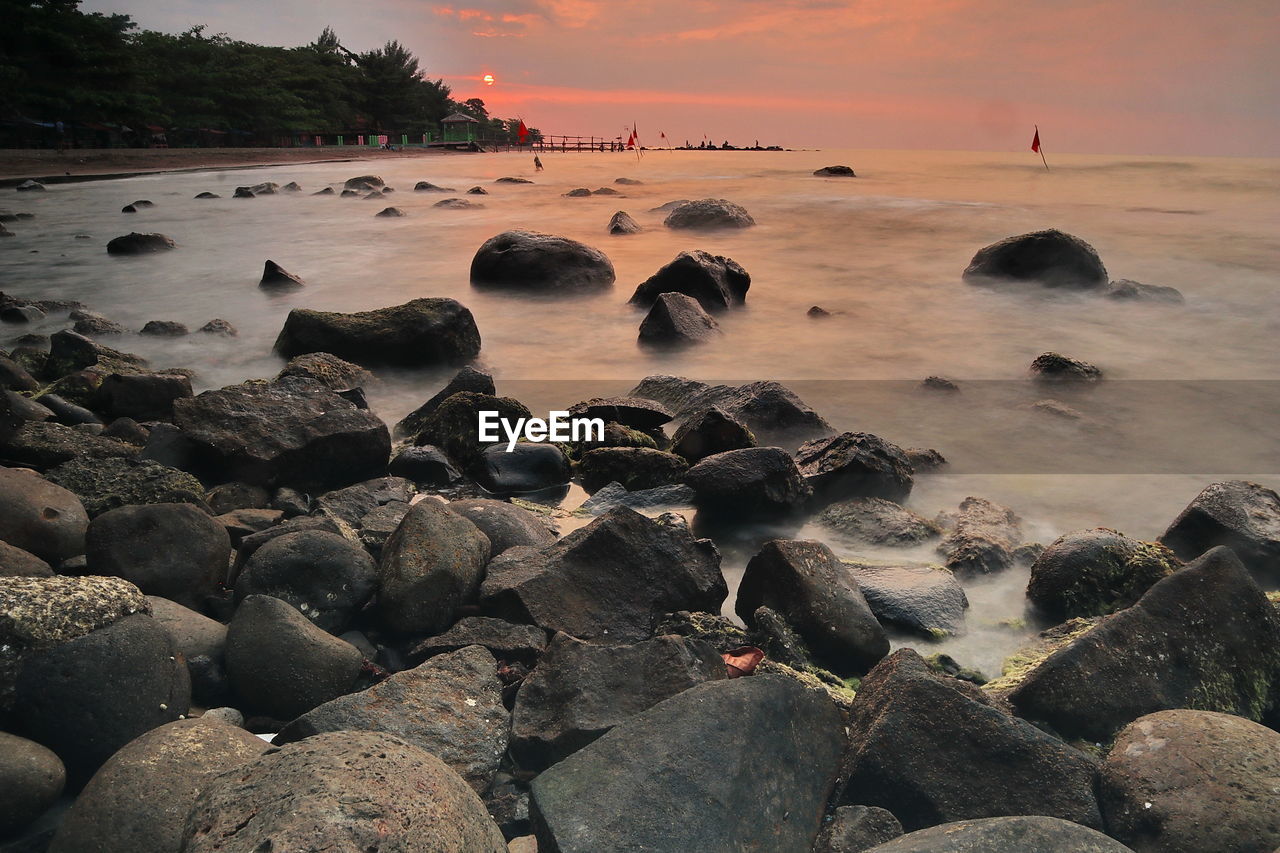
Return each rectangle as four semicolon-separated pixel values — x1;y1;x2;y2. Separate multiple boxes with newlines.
3;147;1278;675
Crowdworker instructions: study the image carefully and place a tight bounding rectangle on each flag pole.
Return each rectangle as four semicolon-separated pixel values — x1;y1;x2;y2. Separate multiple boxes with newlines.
1036;124;1049;171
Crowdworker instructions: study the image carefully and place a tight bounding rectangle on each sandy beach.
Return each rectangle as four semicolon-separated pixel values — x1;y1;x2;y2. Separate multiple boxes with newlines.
0;146;454;184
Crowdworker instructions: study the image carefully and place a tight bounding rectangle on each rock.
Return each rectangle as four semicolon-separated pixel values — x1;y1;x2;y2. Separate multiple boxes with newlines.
275;645;509;793
211;505;281;543
863;817;1134;852
921;375;959;391
963;229;1108;290
808;305;832;317
819;497;941;545
224;594;362;720
0;731;64;837
232;516;339;579
357;501;409;552
0;466;89;563
16;180;47;192
409;391;531;468
276;351;374;391
311;475;413;528
100;416;149;445
737;539;887;675
841;649;1102;831
138;319;188;337
474;443;571;494
205;481;270;514
94;371;193;420
844;562;968;638
815;806;902;853
563;188;592;197
1;420;134;470
579;481;696;515
243;182;278;195
669;406;756;462
0;221;10;237
567;396;673;431
1027;528;1181;620
234;530;377;633
2;353;41;390
198;318;236;335
936;496;1022;576
481;507;726;643
628;250;751;310
1098;709;1280;853
376;205;405;216
46;456;209;517
409;617;548;665
495;176;534;184
47;718;264;853
389;444;462;485
15;614;189;780
607;210;641;234
814;165;857;177
511;632;724;773
344;174;384;189
4;388;52;424
146;595;229;704
470;230;616;292
180;730;507;853
682;447;812;519
0;540;53;577
578;447;688;494
2;304;45;323
377;500;491;635
394;366;496;439
796;432;914;506
1105;278;1184;303
1030;351;1103;381
435;198;480;209
172;377;390;491
414;181;455;192
1159;480;1280;582
638;291;721;344
105;232;175;255
258;259;305;289
33;392;99;427
569;420;658;456
84;503;230;609
663;198;756;229
530;675;842;853
630;376;833;444
467;186;488;194
449;498;557;555
274;298;480;366
194;191;219;199
281;182;301;192
1004;546;1280;740
904;447;947;470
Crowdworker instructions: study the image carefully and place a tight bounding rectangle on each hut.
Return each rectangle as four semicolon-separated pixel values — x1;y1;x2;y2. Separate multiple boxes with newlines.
441;112;480;144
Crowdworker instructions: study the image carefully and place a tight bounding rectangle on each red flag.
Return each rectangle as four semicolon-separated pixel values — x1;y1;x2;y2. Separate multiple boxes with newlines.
1031;128;1040;153
517;119;529;144
626;130;635;149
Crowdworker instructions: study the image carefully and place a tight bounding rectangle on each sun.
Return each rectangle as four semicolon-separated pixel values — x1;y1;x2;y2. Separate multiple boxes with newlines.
483;74;494;86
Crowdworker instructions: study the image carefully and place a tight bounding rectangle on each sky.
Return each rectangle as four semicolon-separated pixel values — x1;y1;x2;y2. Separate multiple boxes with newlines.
80;0;1280;156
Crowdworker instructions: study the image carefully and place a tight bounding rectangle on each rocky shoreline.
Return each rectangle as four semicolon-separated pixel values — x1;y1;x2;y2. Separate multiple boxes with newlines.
1;170;1278;853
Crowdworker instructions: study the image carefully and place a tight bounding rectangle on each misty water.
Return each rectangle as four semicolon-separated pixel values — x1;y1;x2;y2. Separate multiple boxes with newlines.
4;147;1278;676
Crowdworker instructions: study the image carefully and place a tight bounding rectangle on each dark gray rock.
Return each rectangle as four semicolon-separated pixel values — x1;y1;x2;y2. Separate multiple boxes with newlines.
275;351;373;390
863;817;1134;852
579;481;697;515
224;594;362;720
2;304;45;323
180;731;507;853
205;481;270;514
638;291;721;344
630;376;833;445
0;732;64;837
1;353;40;390
414;180;455;192
1;420;135;471
467;185;488;194
963;229;1108;290
1159;480;1280;582
94;371;193;420
474;443;571;494
845;562;968;638
796;432;914;506
566;395;673;431
663;198;756;229
904;447;947;470
1105;278;1184;303
495;176;534;184
3;389;52;424
235;530;377;633
819;497;940;545
670;406;756;462
531;675;842;853
345;174;384;189
410;616;548;665
0;466;88;563
85;503;231;609
15;180;47;192
563;188;592;197
197;318;236;335
470;230;615;291
194;191;220;199
273;298;481;366
376;205;406;216
408;391;531;468
578;446;688;494
511;632;724;772
389;444;462;485
840;649;1102;831
682;447;812;519
481;507;726;643
214;507;283;546
815;806;902;853
139;320;188;337
394;365;496;439
449;498;557;555
1030;351;1103;381
311;475;413;529
231;516;340;580
275;645;509;793
737;539;887;675
146;595;229;705
607;210;641;234
814;165;857;177
33;393;100;427
629;250;751;310
105;232;175;255
259;259;304;289
46;456;210;517
0;539;53;577
936;496;1023;576
1027;528;1181;620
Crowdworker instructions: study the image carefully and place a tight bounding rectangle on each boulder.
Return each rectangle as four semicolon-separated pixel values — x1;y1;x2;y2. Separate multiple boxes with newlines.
259;259;304;289
1105;278;1184;303
638;291;722;344
863;817;1134;852
273;298;481;366
180;731;507;853
344;174;384;189
139;319;188;336
1026;528;1181;620
46;456;209;517
216;507;283;546
936;496;1022;576
172;377;391;491
1159;480;1280;582
15;180;47;191
47;719;264;853
480;507;726;643
1;420;135;470
194;191;219;199
377;500;491;635
670;406;756;461
275;351;373;390
14;614;189;780
531;675;842;853
663;198;756;229
904;447;947;470
3;304;45;322
682;446;812;518
376;205;405;216
607;210;641;234
0;540;52;577
819;497;941;545
1;352;40;390
0;466;88;563
414;180;455;192
35;392;100;426
198;317;236;335
434;198;478;209
578;446;688;493
1004;546;1280;740
563;188;592;197
0;732;65;837
628;250;751;310
105;232;175;255
814;165;857;177
224;594;362;720
1098;709;1280;853
467;185;488;194
275;645;509;794
94;371;193;420
579;481;697;514
511;632;724;772
146;595;229;705
409;617;548;665
394;365;496;438
4;388;52;424
474;443;571;494
470;230;615;292
737;539;887;675
85;503;230;609
409;391;531;468
449;497;557;555
796;432;914;506
962;229;1108;290
630;376;833;444
845;561;968;638
388;444;462;485
234;530;377;633
494;176;534;184
840;649;1102;831
569;420;658;456
312;475;413;529
815;806;902;853
566;395;673;431
1029;351;1103;381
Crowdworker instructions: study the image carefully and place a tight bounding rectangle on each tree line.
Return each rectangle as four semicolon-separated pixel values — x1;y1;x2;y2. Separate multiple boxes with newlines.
0;0;539;145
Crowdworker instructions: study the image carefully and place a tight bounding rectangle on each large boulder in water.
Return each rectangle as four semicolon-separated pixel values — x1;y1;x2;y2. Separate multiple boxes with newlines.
818;497;940;546
258;259;305;289
963;229;1108;290
480;507;726;642
845;561;968;638
814;165;857;177
1026;528;1181;621
670;406;756;462
470;229;615;291
839;649;1103;832
530;675;844;853
936;496;1023;576
105;232;175;255
172;376;390;491
863;817;1133;853
578;446;688;494
393;365;495;439
629;375;833;445
273;297;481;366
1159;479;1280;583
628;250;751;310
638;292;721;344
663;198;756;230
682;446;812;519
795;431;914;506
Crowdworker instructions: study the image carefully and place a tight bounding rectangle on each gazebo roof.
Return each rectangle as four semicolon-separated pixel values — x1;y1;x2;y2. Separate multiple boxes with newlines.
442;112;480;123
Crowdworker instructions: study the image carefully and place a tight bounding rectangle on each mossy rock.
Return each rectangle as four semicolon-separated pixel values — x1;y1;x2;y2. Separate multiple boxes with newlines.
983;617;1099;695
577;447;688;494
567;421;658;459
1027;528;1181;621
46;457;210;517
411;391;531;470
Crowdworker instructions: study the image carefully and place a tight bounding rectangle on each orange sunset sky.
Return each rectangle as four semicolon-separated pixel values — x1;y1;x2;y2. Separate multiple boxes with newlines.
80;0;1279;155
